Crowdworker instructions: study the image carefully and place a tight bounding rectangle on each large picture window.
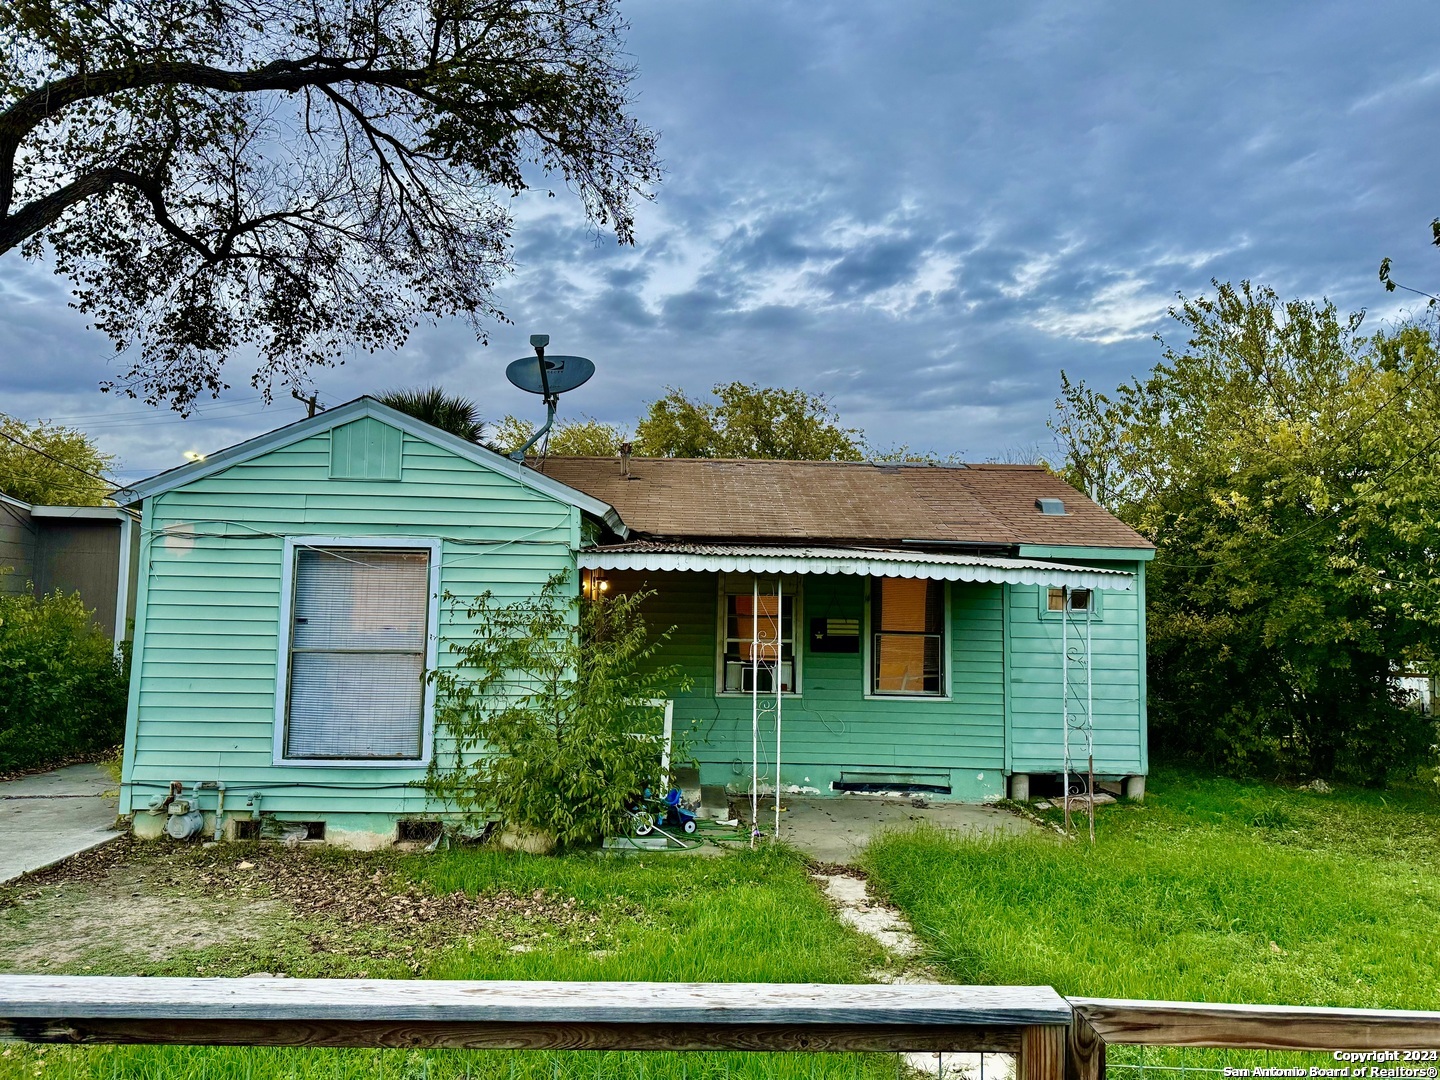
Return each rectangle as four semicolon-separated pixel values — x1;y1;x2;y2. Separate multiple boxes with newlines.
721;589;798;694
870;577;946;696
280;543;434;761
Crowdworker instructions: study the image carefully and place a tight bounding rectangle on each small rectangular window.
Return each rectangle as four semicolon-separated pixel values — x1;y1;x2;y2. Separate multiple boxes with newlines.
1047;587;1093;612
871;578;945;696
722;591;796;693
284;547;430;760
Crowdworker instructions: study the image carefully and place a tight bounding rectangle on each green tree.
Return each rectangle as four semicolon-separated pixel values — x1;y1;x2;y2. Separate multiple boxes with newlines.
425;576;689;848
1053;281;1440;784
493;415;627;456
377;387;484;443
0;0;660;413
635;383;866;460
0;415;114;505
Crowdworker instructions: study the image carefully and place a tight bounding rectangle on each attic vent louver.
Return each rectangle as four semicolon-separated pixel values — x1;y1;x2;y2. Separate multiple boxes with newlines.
1036;497;1066;516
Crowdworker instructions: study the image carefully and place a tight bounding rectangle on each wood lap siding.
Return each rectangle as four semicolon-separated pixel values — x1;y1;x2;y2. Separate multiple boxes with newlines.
611;571;1007;790
121;429;576;818
1006;572;1144;775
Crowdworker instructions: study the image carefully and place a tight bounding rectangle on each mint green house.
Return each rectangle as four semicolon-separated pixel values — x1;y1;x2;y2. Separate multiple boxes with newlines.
119;398;1152;847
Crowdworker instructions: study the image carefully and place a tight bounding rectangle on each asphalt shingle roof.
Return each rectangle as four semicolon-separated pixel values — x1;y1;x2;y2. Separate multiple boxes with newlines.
531;457;1152;550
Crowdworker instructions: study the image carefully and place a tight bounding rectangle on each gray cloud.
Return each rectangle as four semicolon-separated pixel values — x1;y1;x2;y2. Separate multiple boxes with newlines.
3;0;1440;484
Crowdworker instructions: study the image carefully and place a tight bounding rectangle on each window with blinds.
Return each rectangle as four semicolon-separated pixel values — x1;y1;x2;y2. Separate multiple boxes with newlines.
870;577;946;696
283;547;431;760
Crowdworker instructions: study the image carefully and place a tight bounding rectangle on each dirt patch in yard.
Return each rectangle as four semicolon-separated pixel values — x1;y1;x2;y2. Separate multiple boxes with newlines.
0;836;628;977
0;878;285;971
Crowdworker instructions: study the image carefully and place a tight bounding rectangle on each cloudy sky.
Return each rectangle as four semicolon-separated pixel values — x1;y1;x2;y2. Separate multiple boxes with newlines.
3;0;1439;487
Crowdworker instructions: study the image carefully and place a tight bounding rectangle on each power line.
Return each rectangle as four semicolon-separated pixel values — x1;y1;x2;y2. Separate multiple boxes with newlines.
33;394;271;423
0;427;117;489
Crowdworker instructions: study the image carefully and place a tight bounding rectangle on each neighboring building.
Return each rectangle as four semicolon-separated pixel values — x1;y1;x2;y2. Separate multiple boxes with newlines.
116;398;1152;847
1395;672;1434;714
0;491;138;644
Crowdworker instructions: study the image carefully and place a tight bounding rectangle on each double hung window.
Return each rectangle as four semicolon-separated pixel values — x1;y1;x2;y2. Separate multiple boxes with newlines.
281;543;433;761
721;590;797;694
870;578;946;696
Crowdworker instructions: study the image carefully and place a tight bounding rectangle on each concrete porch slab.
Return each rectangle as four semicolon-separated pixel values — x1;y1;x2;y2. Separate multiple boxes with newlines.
738;794;1037;865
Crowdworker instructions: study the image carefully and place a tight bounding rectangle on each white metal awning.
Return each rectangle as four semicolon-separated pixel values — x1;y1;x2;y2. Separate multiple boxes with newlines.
577;543;1134;591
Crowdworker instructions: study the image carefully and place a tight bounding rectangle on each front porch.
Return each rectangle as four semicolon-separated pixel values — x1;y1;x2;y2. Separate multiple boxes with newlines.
581;544;1145;804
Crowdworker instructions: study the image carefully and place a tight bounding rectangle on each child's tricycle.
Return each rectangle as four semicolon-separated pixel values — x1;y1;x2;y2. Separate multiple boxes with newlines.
630;787;697;836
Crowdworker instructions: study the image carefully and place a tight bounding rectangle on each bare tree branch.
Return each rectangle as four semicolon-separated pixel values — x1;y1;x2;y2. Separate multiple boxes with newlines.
0;0;660;411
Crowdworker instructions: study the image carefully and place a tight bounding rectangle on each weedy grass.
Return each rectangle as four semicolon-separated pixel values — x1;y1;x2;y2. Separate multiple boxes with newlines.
863;768;1440;1006
862;767;1440;1072
2;845;895;1080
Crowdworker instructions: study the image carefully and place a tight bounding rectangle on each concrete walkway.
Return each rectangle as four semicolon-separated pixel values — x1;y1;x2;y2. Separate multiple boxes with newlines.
742;794;1036;864
0;763;121;884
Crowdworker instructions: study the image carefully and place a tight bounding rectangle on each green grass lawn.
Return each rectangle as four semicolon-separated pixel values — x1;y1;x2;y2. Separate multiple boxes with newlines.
863;767;1440;1008
1;846;894;1080
8;768;1439;1079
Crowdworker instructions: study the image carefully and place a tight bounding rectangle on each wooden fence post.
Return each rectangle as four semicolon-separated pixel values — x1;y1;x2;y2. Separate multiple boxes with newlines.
1018;1024;1068;1080
1067;1012;1105;1080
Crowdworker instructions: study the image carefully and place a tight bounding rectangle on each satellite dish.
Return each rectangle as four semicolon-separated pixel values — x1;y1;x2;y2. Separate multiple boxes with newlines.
503;336;596;461
505;354;595;400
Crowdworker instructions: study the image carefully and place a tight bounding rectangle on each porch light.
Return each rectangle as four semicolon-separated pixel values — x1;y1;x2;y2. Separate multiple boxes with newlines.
582;569;610;601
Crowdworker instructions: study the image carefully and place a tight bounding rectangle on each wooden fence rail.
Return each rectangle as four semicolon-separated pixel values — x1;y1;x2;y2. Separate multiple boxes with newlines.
1067;998;1440;1080
4;976;1440;1080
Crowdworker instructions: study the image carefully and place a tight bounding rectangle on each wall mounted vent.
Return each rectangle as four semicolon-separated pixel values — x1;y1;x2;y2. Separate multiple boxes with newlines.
832;770;952;795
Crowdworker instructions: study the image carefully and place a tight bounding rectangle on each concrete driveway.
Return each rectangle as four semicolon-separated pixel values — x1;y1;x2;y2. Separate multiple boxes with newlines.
0;763;121;884
738;794;1037;865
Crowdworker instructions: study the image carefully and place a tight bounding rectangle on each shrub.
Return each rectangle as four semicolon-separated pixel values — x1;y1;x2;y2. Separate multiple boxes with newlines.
0;585;129;771
425;575;691;848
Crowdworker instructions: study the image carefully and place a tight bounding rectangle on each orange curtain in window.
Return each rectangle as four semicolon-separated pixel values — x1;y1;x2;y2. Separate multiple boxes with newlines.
734;593;783;661
874;578;925;692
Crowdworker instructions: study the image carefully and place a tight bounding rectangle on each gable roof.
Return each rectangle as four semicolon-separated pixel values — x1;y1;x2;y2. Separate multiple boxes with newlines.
532;457;1151;550
115;397;627;536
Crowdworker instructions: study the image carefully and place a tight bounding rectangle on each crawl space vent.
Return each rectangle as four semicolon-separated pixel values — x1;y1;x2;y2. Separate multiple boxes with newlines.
397;819;444;844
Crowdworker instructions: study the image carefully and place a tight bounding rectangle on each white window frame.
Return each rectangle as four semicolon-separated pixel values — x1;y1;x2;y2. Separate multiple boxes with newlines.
862;576;953;702
273;535;442;767
714;575;803;697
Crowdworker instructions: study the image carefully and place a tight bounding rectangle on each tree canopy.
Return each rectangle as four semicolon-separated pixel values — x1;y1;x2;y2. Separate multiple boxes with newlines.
0;0;660;413
0;415;115;505
492;414;626;456
1053;281;1440;783
634;383;866;460
485;383;870;460
383;381;949;462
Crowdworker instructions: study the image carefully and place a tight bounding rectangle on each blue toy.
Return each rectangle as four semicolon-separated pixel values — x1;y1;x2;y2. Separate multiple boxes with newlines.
631;788;697;836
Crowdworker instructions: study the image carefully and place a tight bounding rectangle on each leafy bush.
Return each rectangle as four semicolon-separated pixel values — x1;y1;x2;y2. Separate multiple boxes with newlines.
1055;283;1440;784
0;585;129;771
425;576;690;848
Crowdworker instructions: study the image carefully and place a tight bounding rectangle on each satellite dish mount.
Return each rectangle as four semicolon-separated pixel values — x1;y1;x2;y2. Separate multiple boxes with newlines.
505;335;595;461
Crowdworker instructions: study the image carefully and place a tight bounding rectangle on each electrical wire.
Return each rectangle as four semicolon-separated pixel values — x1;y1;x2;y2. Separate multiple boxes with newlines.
30;394;270;423
0;429;118;489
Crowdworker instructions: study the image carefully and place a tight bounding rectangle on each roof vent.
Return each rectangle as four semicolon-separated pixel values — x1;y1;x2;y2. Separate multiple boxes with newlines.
1036;497;1066;516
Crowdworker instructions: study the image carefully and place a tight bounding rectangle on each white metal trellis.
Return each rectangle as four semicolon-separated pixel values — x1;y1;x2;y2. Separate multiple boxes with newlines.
749;578;785;847
1060;585;1096;841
